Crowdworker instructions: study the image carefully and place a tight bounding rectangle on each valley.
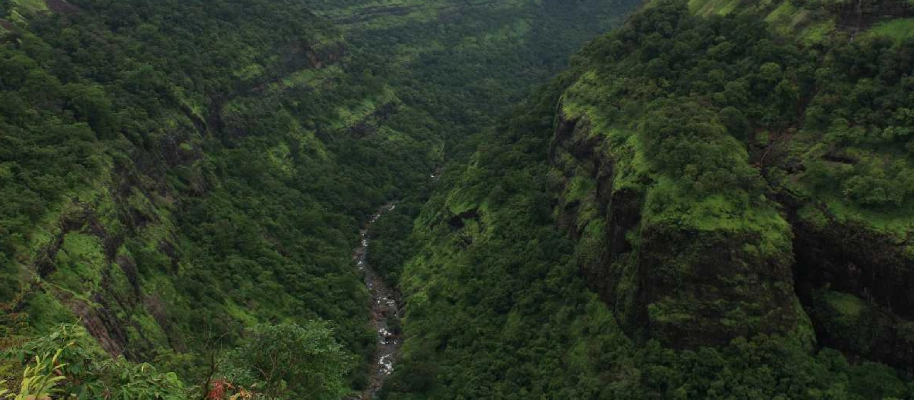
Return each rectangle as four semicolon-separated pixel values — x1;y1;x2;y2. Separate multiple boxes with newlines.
0;0;912;398
353;203;401;398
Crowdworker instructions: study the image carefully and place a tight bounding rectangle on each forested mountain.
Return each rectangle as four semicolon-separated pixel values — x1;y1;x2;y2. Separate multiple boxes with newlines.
1;0;913;398
382;0;914;399
0;0;641;398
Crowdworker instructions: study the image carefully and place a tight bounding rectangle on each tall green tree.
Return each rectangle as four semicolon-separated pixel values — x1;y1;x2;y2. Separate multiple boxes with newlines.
219;322;352;399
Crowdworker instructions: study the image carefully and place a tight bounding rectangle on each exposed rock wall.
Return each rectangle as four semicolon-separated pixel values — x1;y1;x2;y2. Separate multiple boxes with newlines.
552;99;914;367
550;111;802;349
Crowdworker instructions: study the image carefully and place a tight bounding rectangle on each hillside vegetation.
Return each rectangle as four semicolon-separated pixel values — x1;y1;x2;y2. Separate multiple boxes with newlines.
385;0;914;398
2;0;912;397
0;0;640;397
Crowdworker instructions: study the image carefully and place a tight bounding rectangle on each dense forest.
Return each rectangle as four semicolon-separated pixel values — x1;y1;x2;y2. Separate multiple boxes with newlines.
1;0;913;398
0;0;641;398
381;0;914;398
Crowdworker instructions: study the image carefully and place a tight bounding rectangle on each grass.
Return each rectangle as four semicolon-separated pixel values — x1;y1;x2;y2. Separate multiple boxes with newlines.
822;290;865;318
574;219;606;265
865;18;914;42
332;86;396;129
565;176;595;203
316;0;441;31
799;19;835;44
278;65;342;92
10;0;46;12
689;0;833;44
51;233;107;295
24;155;113;262
25;291;75;332
471;18;532;48
316;0;527;33
8;0;46;24
764;0;796;22
689;0;744;17
823;197;914;241
765;1;806;35
130;312;170;347
232;63;266;81
561;68;792;259
268;141;294;178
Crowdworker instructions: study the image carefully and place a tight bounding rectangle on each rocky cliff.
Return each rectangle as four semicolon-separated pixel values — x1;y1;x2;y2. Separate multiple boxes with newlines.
549;0;914;369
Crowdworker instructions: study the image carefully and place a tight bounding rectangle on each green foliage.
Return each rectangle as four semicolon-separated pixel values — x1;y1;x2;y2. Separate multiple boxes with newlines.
218;322;352;400
0;0;429;388
383;71;914;398
3;0;911;397
366;202;421;286
1;0;647;394
866;18;914;41
3;324;185;399
635;336;913;399
383;2;914;397
51;233;106;294
12;348;67;400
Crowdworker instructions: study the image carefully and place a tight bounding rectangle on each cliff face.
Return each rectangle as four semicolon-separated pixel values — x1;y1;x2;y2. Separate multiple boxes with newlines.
550;110;804;349
0;0;424;369
790;199;914;368
1;0;650;390
547;0;914;368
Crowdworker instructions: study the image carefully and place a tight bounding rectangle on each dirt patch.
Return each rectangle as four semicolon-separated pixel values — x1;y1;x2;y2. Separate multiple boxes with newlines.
0;19;14;31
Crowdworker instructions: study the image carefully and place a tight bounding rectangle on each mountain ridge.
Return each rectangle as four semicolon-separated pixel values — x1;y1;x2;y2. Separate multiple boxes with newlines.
0;0;643;397
382;0;914;397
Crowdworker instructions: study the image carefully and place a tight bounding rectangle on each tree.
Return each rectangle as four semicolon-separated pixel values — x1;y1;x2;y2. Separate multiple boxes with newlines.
61;83;114;138
0;0;10;18
5;324;185;399
219;322;352;399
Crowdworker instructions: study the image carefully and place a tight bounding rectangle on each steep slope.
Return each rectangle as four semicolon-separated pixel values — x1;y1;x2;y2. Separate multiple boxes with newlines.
551;0;914;368
389;0;914;398
303;0;642;157
0;0;426;395
0;0;645;397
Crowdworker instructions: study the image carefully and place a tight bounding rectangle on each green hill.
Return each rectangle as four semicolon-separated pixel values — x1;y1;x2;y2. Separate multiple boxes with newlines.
383;0;914;398
1;0;912;397
0;0;641;397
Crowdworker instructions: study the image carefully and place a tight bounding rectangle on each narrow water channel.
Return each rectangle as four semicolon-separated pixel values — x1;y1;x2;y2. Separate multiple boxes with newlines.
353;203;401;399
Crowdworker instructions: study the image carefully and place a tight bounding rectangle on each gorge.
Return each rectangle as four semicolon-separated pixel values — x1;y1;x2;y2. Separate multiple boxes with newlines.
0;0;913;398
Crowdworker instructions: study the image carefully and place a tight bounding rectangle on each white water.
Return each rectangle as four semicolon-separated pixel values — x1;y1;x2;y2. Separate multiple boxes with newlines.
352;203;401;399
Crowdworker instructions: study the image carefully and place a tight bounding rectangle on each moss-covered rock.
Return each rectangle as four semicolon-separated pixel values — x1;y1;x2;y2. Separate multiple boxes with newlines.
551;108;803;348
807;290;914;369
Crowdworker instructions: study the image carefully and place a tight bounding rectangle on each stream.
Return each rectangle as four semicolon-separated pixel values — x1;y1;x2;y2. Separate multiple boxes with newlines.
353;203;401;399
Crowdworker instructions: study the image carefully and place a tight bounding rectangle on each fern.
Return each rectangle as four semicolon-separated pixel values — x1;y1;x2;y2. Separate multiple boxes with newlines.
15;348;67;400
